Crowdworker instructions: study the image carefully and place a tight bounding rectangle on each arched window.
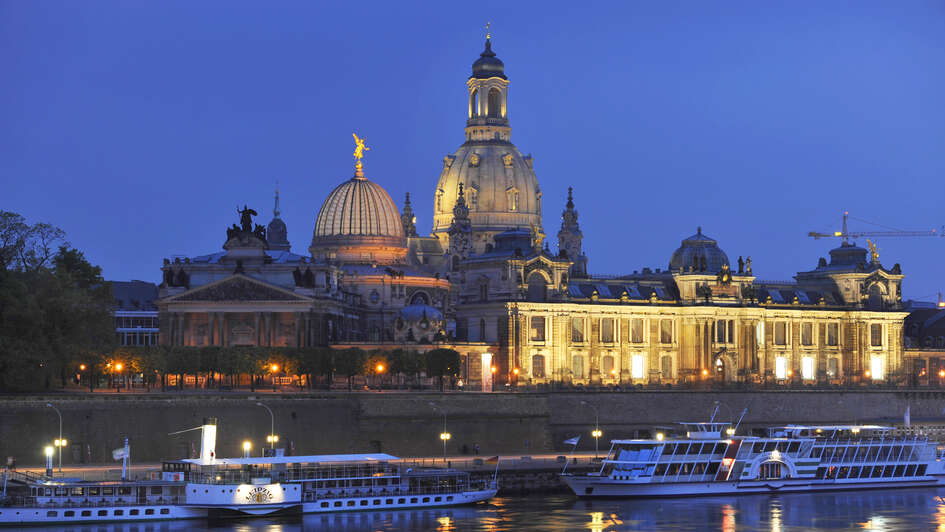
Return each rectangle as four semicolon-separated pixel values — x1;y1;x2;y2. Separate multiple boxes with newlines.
470;90;479;117
532;354;546;378
487;88;501;118
409;292;430;306
507;188;519;212
479;319;486;341
571;354;584;379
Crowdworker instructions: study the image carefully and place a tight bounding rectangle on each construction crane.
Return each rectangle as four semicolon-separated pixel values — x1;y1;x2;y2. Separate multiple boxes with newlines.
808;211;943;244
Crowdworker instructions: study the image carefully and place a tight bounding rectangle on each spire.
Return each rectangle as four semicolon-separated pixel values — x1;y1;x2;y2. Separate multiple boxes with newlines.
401;192;418;237
453;182;469;221
273;181;281;218
558;186;586;276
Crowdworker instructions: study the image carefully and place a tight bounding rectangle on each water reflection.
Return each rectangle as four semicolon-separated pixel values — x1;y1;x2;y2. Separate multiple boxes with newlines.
16;489;945;531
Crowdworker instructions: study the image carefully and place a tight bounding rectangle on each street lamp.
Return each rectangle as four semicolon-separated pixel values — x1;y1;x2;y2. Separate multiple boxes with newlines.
270;364;279;392
591;428;603;458
375;363;385;390
115;362;123;392
256;402;277;450
242;440;252;459
44;446;54;477
490;365;496;392
430;402;449;463
45;403;63;472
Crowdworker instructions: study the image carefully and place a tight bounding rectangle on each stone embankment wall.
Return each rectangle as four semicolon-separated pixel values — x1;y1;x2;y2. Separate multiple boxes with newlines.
0;390;941;465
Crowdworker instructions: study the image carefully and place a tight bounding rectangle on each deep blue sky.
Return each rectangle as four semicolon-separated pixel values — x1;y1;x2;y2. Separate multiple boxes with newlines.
2;1;943;300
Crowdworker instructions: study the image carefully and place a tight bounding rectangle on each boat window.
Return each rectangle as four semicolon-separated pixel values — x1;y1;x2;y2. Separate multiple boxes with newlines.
654;464;668;475
334;501;342;507
398;498;406;504
410;498;417;503
435;496;442;502
46;511;57;517
906;465;917;476
776;442;788;453
677;444;691;455
837;466;849;478
763;442;775;452
787;442;800;453
707;462;720;475
64;511;75;517
870;466;883;478
422;497;430;503
810;447;823;459
89;487;100;496
918;465;928;476
447;495;454;501
688;443;703;455
151;486;162;495
855;446;868;461
114;509;124;516
81;511;91;517
849;466;861;478
103;487;114;495
386;499;393;504
694;463;706;475
894;465;906;477
321;502;329;508
70;487;84;496
146;509;155;515
663;444;676;455
161;508;170;514
668;464;681;475
347;501;355;507
98;510;108;516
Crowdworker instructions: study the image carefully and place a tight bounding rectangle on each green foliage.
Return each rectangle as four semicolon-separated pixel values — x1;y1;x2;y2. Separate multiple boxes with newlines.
334;348;366;390
0;213;116;391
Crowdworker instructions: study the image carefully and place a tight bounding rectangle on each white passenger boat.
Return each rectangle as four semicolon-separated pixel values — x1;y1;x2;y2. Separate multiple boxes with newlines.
0;419;496;526
563;421;945;498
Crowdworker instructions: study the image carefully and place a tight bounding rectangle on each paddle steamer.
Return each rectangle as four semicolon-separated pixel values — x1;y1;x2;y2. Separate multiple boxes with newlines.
0;419;496;525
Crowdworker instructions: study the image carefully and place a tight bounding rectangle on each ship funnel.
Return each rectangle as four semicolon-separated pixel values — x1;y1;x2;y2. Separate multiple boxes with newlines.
200;417;217;464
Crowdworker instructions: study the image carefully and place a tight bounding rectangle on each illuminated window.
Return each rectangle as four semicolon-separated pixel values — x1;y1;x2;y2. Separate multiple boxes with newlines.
631;354;645;380
571;318;585;343
630;318;644;343
532;354;545;378
870;357;884;380
530;316;545;342
602;355;615;375
827;323;839;346
801;357;815;380
571;354;584;378
775;357;787;380
870;324;883;347
507;189;520;212
774;322;788;346
827;358;839;378
660;320;674;344
801;323;813;346
600;318;615;343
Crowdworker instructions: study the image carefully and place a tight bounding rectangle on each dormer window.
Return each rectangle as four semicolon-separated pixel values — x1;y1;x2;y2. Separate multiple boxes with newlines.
507;187;519;212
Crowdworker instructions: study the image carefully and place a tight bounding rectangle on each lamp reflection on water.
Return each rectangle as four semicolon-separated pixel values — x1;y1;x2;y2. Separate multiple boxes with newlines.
721;503;736;532
436;515;453;531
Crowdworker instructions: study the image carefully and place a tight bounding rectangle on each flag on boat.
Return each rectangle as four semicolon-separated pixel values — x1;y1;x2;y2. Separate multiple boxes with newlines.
485;456;499;464
905;405;911;428
112;447;127;460
564;436;580;446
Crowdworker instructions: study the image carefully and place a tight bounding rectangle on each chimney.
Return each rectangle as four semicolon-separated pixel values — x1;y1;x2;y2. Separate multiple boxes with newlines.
200;417;217;464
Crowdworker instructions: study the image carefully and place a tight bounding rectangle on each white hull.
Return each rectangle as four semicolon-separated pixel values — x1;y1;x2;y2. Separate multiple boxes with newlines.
302;488;497;513
0;504;205;526
0;488;497;526
564;474;945;498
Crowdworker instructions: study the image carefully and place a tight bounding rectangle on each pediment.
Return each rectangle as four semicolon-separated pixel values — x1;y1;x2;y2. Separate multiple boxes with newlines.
163;275;310;303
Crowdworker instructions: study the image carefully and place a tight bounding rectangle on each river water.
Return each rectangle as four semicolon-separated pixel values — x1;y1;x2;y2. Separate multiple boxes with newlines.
27;488;945;531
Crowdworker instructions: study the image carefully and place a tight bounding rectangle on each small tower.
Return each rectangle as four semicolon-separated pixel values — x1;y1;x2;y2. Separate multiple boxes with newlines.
466;32;511;143
401;192;418;237
447;183;472;270
558;187;587;277
267;184;291;252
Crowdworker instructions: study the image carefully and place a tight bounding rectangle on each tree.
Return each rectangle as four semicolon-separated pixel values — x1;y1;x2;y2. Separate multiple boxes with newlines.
364;351;389;389
425;348;462;392
334;348;366;391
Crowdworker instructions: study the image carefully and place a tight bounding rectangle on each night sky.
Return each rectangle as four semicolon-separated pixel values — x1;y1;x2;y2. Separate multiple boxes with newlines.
3;2;943;300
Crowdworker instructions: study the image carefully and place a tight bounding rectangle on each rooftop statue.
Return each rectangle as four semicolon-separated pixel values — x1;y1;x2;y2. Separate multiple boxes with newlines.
353;132;370;171
238;205;258;232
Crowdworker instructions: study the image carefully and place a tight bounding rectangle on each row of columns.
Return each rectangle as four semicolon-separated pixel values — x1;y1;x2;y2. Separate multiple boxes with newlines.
161;311;337;347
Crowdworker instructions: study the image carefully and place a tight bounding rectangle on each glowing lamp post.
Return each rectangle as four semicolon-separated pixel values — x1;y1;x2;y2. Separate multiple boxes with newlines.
490;365;497;392
45;403;64;472
256;402;277;450
439;431;451;462
242;440;252;458
270;364;279;392
591;428;603;458
44;446;54;477
375;363;385;391
656;432;664;442
114;362;124;392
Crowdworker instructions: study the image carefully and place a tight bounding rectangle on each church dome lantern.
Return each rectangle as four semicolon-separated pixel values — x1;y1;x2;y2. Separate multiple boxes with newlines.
669;227;731;274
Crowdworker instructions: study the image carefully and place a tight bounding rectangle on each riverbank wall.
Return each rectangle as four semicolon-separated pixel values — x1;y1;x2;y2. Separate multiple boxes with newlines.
1;390;942;465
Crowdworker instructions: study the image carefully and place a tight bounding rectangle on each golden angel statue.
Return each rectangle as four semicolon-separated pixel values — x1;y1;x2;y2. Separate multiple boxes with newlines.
352;133;370;167
866;239;880;263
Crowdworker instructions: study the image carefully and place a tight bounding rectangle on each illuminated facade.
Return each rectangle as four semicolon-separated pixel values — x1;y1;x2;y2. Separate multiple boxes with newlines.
156;37;914;389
